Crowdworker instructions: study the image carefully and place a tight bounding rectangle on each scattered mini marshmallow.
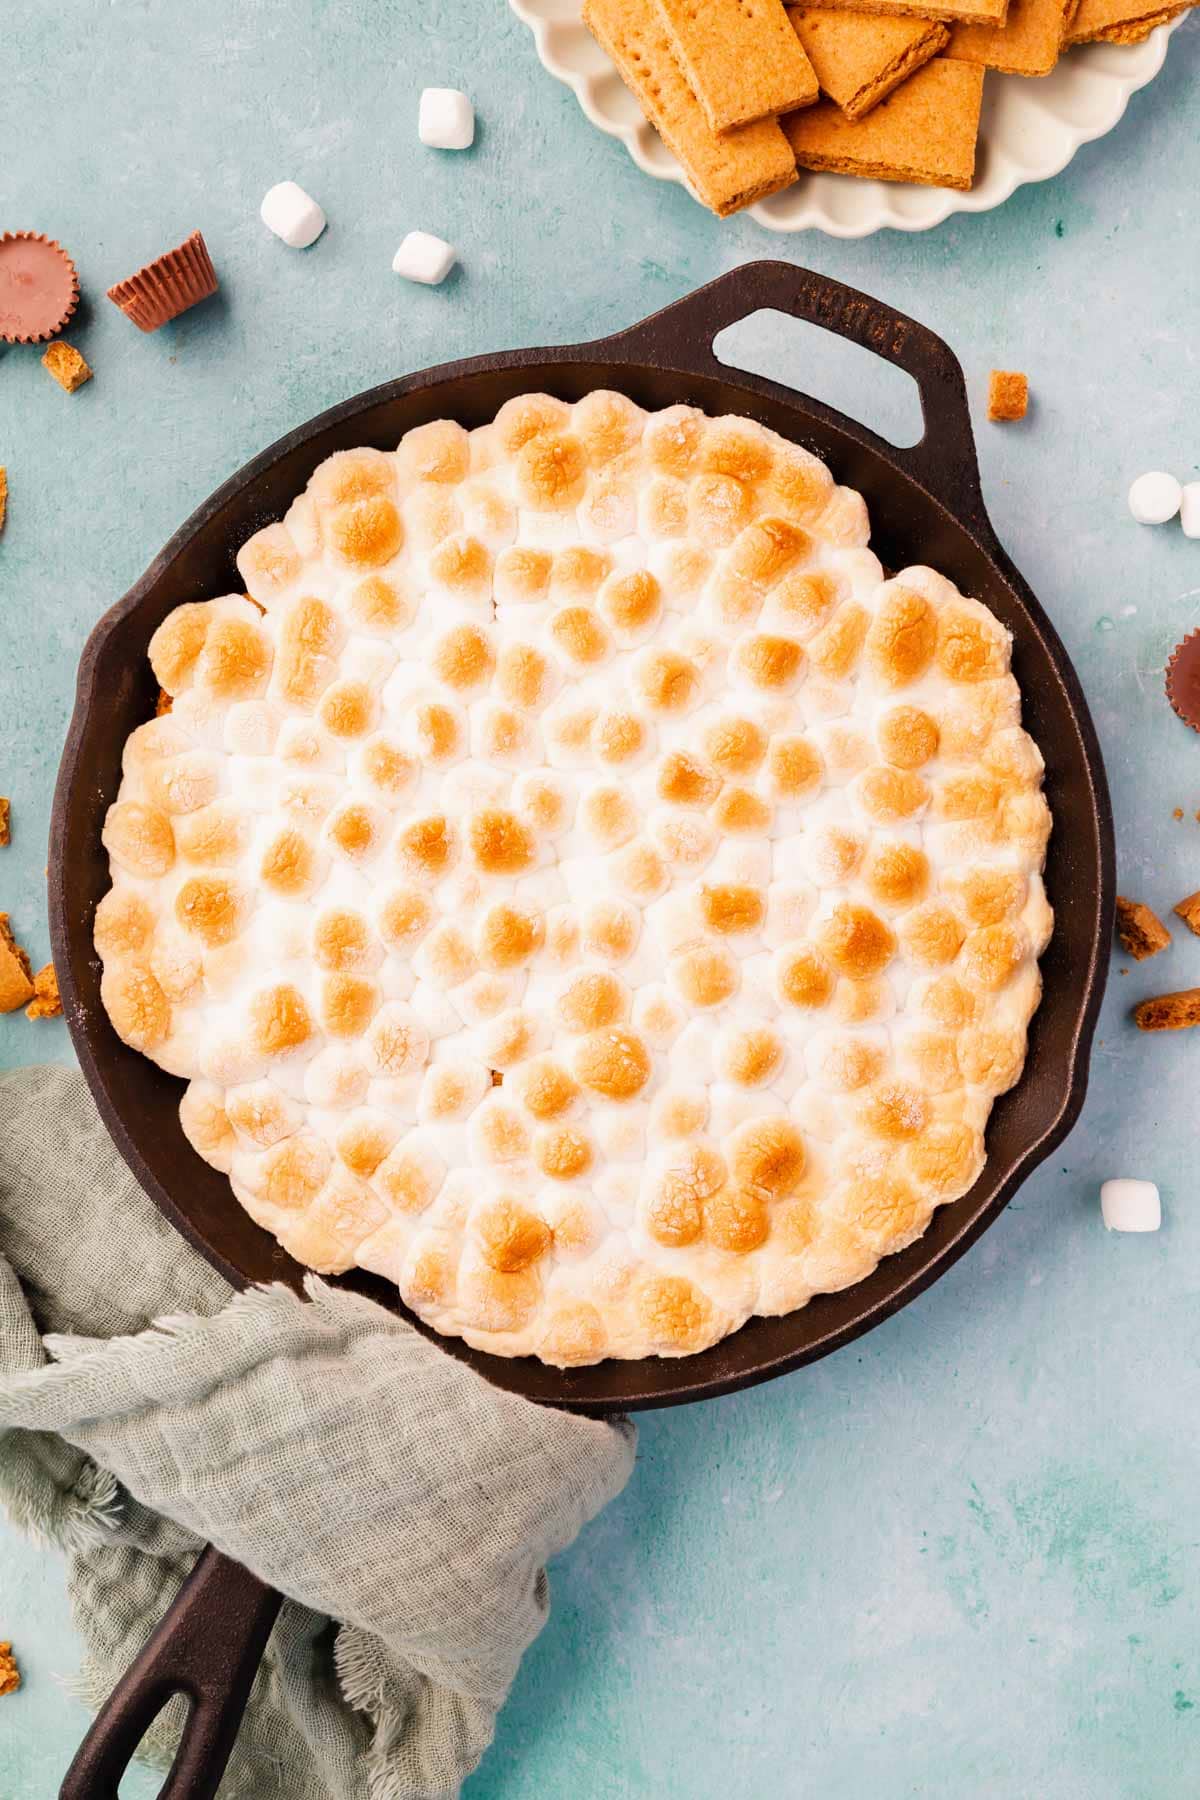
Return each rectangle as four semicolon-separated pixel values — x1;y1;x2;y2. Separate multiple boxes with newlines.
260;181;326;250
1100;1178;1161;1233
1128;471;1182;526
392;231;456;286
1181;482;1200;540
419;88;475;150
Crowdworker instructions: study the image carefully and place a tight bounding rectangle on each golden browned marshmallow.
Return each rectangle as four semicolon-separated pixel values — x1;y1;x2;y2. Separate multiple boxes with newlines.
103;801;175;877
400;418;471;485
198;618;273;701
593;707;650;768
865;586;937;688
347;574;415;635
468;808;536;875
496;642;554;711
705;715;768;779
94;888;157;961
149;603;211;693
878;704;939;769
101;963;172;1051
250;984;313;1057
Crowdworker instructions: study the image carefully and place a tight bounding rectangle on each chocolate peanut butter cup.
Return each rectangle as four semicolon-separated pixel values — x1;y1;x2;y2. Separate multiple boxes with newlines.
1166;630;1200;732
0;232;80;343
107;229;218;332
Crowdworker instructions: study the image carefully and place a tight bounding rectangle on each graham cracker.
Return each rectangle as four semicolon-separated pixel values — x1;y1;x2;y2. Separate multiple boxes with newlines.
25;962;62;1020
1135;987;1200;1032
798;0;1008;28
788;7;949;119
1090;10;1177;35
42;340;93;393
0;913;33;1014
782;57;984;188
1065;0;1187;37
988;369;1028;421
1173;891;1200;937
656;0;819;130
950;0;1072;71
1115;895;1170;960
583;0;798;215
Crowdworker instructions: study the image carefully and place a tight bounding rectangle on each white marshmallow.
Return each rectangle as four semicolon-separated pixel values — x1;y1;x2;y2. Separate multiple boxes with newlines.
418;88;475;151
1100;1178;1161;1233
260;181;326;250
1128;471;1182;526
392;231;456;286
1181;482;1200;540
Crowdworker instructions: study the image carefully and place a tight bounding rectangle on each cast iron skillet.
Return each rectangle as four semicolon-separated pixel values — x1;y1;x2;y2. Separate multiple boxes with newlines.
51;263;1113;1799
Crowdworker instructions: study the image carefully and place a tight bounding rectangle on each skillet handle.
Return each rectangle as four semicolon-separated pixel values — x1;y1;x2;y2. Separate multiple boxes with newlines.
59;1543;283;1800
604;260;990;542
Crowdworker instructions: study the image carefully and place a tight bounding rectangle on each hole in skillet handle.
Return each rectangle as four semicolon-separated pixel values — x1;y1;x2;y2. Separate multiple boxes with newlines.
714;307;924;452
606;260;991;546
58;1544;282;1800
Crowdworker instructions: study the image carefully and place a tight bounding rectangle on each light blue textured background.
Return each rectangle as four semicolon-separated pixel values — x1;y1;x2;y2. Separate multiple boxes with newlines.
3;4;1200;1796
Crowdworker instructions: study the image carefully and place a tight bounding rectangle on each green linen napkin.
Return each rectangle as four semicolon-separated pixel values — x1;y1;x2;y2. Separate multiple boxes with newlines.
0;1066;636;1799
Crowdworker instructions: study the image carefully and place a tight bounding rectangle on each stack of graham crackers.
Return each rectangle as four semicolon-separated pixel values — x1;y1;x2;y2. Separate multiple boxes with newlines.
582;0;1192;215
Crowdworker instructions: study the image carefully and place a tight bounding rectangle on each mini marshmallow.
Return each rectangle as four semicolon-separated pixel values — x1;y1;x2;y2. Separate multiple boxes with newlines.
260;181;326;250
1100;1178;1161;1233
1128;471;1182;526
1181;482;1200;540
392;231;456;286
419;88;475;151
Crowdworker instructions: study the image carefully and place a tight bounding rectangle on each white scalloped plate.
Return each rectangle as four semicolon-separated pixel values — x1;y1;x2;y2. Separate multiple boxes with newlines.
510;0;1180;235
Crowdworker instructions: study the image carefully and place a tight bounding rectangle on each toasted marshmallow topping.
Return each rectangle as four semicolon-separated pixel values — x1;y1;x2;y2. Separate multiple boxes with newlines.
98;396;1052;1366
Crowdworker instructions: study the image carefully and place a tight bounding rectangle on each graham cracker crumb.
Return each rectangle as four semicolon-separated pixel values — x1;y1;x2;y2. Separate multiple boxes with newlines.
0;1642;19;1698
25;962;61;1020
0;468;6;534
1115;895;1171;961
1173;891;1200;938
42;340;93;394
0;799;9;847
988;370;1028;422
0;914;34;1013
1134;988;1200;1033
1173;808;1184;821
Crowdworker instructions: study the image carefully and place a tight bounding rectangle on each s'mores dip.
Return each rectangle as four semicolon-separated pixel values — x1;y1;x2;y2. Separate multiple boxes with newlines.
96;392;1053;1366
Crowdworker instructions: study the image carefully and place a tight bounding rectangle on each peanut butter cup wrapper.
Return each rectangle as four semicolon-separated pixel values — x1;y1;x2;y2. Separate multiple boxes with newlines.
0;232;80;343
1166;630;1200;733
107;229;218;333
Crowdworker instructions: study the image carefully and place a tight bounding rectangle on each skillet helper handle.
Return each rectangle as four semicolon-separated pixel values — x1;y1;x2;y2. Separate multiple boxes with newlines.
59;1543;283;1800
609;260;990;541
